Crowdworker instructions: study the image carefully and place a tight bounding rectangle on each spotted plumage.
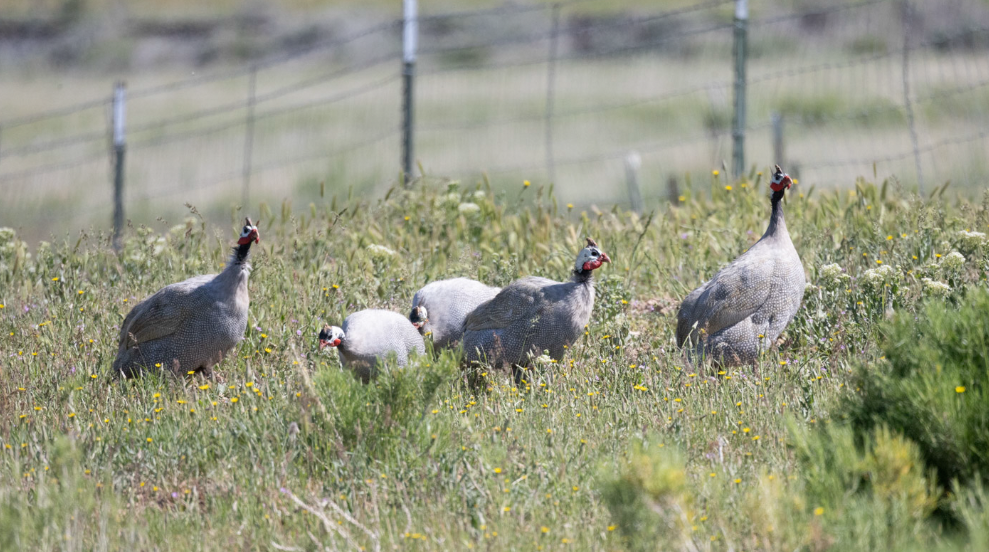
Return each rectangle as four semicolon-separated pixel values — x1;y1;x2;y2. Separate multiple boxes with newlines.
462;238;610;373
112;218;260;378
409;277;501;350
676;166;805;365
320;309;425;383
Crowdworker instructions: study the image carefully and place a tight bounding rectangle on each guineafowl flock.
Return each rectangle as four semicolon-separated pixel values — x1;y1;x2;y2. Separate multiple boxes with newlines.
112;165;804;383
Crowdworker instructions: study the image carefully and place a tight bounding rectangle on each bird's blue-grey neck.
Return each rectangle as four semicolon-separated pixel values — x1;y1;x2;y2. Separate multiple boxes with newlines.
214;243;252;290
231;241;254;265
571;268;594;284
766;190;787;238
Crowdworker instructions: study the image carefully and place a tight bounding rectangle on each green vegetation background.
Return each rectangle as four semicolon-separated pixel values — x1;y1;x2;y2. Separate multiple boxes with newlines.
1;172;989;550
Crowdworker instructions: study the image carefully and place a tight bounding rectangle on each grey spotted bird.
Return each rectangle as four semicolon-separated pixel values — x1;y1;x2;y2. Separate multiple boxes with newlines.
462;238;610;374
112;218;260;378
676;165;805;365
319;309;426;383
409;278;501;349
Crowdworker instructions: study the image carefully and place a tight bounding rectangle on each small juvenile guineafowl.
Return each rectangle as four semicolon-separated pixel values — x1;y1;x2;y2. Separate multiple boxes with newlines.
112;218;260;378
676;165;805;366
319;309;426;383
462;238;610;375
409;277;501;349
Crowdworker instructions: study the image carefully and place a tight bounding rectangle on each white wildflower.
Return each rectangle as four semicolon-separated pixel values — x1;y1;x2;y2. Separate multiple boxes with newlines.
817;263;847;287
473;190;486;200
533;352;554;366
958;230;986;248
458;202;481;215
152;236;168;256
0;227;15;245
941;251;965;271
366;244;396;258
443;192;461;206
862;264;897;289
921;277;951;298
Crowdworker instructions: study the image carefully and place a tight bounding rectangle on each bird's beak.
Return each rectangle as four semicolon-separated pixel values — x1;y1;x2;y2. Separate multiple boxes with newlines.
600;253;611;263
319;339;329;350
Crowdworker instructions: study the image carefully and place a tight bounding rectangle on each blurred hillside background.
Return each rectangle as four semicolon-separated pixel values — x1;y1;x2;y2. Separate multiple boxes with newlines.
2;0;989;242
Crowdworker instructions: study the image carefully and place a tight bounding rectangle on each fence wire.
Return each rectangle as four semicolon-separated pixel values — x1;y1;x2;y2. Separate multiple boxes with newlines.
2;0;988;241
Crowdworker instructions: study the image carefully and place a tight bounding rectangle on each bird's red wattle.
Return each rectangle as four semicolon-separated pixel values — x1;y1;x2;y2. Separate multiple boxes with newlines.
771;175;793;192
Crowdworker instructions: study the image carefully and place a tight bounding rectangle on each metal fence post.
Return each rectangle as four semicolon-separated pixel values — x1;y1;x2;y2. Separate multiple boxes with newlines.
901;0;924;194
243;65;257;207
731;0;748;179
771;112;784;168
112;81;126;252
624;151;643;214
545;3;561;184
667;175;680;204
402;0;418;185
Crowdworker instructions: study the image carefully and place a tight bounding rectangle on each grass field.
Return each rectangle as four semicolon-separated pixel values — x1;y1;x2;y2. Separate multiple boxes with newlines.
2;173;989;550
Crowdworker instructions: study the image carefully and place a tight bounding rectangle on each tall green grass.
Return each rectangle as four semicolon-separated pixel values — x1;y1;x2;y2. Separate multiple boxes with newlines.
1;173;988;550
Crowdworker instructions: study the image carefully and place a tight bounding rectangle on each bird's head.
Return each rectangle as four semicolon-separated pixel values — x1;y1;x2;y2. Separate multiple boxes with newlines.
770;165;793;193
409;305;429;330
318;325;345;350
237;217;260;245
575;237;611;273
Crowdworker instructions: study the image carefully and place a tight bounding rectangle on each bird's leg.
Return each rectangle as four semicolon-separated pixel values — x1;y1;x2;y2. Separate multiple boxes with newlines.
511;365;528;386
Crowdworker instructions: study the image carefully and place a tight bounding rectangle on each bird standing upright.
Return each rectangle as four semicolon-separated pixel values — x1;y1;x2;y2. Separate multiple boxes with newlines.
462;237;610;376
676;165;805;365
112;218;260;378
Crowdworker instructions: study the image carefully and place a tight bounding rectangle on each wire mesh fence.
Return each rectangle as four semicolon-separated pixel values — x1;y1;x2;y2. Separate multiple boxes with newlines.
1;0;988;241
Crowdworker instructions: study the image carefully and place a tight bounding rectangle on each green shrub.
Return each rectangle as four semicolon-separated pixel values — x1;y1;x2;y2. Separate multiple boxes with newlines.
846;286;989;488
313;352;457;457
598;438;692;552
784;422;941;551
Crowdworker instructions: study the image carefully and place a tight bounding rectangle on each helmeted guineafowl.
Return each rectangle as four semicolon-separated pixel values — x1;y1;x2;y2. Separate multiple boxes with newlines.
112;218;260;378
409;277;501;349
462;237;610;375
319;309;426;383
676;165;805;365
